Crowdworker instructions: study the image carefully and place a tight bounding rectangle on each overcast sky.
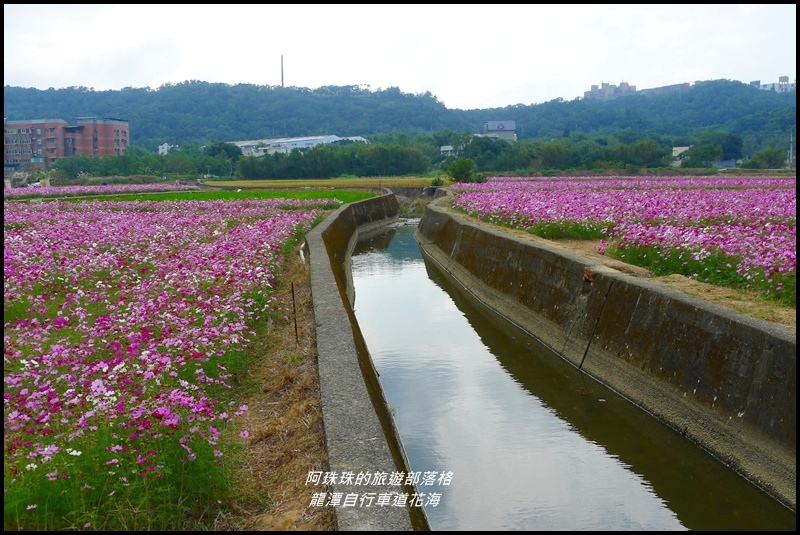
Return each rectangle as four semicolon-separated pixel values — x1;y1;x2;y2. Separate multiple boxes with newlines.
4;4;796;110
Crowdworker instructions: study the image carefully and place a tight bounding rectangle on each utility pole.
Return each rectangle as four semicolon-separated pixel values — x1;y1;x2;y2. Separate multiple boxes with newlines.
281;55;284;87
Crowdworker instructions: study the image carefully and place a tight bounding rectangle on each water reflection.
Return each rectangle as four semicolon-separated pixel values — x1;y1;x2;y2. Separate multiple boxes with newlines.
350;222;795;531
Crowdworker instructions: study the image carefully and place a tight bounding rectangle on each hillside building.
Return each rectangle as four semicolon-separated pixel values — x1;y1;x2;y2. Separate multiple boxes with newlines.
671;146;691;167
586;75;795;102
583;82;637;101
4;117;129;172
440;145;455;157
751;75;796;93
638;82;692;97
158;142;177;155
479;121;517;142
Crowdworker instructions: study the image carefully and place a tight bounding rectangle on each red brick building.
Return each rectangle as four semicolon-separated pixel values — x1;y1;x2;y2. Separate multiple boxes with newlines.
4;117;129;171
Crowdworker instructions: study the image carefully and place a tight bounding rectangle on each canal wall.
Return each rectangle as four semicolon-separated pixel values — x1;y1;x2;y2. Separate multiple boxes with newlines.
305;193;430;531
415;196;796;512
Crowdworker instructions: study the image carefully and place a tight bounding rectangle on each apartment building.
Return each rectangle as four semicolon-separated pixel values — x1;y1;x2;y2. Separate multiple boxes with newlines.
750;75;796;93
583;81;637;101
4;117;129;171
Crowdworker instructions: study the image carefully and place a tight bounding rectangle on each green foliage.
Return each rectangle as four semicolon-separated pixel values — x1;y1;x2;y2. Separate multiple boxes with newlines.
105;189;372;205
3;293;34;327
536;140;574;170
739;147;789;169
455;206;608;239
4;79;793;157
4;428;237;530
38;130;788;182
460;137;512;171
526;222;607;240
233;142;430;179
607;244;795;308
447;157;476;182
9;78;795;179
204;141;243;163
680;144;724;168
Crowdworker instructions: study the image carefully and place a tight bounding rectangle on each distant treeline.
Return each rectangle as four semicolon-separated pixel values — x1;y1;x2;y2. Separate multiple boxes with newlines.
3;79;795;160
44;127;790;183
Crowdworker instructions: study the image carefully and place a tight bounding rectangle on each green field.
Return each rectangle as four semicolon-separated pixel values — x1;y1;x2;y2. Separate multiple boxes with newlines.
201;176;442;190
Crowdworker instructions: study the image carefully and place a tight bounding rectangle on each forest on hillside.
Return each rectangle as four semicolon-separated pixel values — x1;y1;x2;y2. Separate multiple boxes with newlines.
3;79;796;159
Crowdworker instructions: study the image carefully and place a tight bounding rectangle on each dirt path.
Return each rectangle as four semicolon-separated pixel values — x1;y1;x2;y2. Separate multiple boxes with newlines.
214;248;336;531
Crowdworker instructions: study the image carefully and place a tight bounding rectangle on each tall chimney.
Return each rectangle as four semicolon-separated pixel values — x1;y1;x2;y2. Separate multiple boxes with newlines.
281;55;284;87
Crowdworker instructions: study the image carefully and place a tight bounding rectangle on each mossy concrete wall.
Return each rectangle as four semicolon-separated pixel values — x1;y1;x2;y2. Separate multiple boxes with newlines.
305;193;430;531
416;198;796;512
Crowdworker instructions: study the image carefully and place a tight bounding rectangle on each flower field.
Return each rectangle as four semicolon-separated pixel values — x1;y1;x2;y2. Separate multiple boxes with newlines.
3;196;338;529
3;183;198;199
450;176;796;306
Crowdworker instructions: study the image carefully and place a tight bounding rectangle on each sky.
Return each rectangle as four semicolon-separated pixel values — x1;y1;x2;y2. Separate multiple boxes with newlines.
3;4;796;110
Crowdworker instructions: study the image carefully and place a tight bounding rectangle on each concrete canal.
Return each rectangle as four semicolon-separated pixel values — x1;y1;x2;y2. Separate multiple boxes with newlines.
348;220;795;531
306;192;795;530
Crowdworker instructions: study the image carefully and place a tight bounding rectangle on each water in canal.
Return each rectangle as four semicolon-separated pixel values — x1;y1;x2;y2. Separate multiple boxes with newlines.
349;220;795;531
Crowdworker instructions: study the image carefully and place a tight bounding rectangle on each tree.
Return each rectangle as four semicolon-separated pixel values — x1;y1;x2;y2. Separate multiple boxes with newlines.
694;130;743;160
165;152;197;175
536;140;574;170
625;139;670;167
739;147;788;169
461;136;510;171
447;157;476;182
204;141;243;163
681;144;723;168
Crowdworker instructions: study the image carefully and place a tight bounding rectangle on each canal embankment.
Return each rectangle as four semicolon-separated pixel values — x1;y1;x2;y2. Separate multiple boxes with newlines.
415;194;796;512
304;192;429;531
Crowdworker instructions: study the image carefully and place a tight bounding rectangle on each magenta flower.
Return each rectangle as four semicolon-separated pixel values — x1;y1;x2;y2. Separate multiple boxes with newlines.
3;196;335;499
